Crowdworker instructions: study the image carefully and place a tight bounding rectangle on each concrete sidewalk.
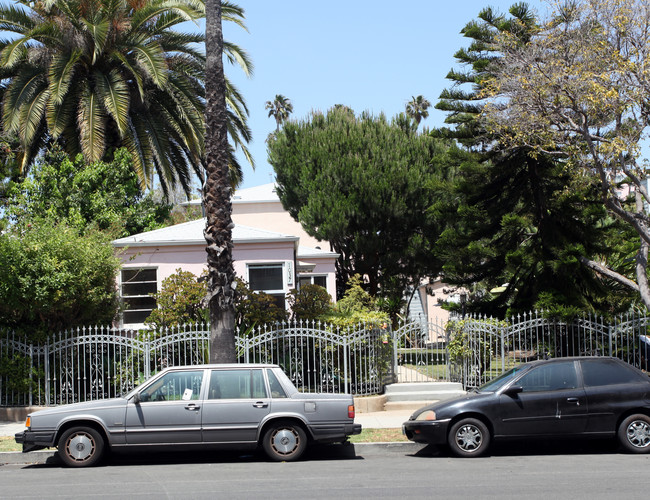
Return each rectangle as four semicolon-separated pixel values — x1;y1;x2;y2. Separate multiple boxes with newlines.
1;409;413;438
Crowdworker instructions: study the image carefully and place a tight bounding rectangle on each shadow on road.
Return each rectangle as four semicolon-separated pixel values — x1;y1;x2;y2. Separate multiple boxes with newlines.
410;438;622;458
26;442;361;468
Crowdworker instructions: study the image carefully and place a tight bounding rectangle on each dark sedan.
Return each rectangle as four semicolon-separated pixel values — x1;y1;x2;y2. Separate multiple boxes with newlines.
403;357;650;457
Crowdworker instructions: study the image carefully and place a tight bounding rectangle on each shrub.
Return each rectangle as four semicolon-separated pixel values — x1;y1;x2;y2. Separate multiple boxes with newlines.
145;269;209;330
286;285;332;321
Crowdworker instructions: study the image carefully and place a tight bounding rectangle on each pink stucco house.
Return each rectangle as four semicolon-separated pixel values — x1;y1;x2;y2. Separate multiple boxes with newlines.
113;183;338;328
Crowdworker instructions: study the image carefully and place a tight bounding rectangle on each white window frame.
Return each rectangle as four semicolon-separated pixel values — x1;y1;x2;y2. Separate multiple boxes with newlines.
120;267;158;327
298;274;328;289
246;263;288;310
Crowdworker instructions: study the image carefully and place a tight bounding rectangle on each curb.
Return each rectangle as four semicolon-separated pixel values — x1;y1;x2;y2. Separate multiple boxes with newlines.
0;450;56;465
0;442;426;465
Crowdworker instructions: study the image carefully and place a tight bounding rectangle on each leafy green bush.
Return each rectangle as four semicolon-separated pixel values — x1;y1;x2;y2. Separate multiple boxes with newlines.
321;275;389;329
0;221;121;337
286;284;332;321
235;278;288;332
145;269;209;330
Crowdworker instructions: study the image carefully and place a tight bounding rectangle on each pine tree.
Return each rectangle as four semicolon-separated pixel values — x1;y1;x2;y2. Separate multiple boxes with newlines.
435;3;635;316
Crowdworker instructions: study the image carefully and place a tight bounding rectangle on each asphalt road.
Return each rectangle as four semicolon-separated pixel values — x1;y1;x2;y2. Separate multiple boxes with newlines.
0;441;648;499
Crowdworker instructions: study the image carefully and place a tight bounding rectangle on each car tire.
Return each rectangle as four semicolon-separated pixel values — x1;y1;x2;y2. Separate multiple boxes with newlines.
618;414;650;454
447;418;490;458
58;426;105;467
262;421;307;462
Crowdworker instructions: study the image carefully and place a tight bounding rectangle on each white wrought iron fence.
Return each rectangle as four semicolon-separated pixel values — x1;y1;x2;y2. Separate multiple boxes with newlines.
448;312;650;388
2;313;649;406
0;321;390;406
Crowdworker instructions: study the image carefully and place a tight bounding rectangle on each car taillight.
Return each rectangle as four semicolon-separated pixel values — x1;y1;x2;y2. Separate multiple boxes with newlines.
348;405;355;419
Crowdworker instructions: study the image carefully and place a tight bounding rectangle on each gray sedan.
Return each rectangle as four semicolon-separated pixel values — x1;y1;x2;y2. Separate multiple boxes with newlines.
15;364;361;466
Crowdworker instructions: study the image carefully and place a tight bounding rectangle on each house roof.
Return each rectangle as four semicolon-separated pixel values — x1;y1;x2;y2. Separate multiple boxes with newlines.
297;246;338;259
112;219;298;248
184;182;279;207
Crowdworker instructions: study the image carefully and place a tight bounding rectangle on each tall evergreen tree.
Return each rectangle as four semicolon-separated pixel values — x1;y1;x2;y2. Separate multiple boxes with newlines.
435;3;635;316
269;107;457;306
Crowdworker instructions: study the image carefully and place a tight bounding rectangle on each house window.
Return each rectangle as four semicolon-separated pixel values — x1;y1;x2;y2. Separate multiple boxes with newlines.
299;275;327;289
248;264;285;309
121;268;157;325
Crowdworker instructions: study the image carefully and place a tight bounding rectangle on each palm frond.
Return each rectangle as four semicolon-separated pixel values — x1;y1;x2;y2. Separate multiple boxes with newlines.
77;80;106;162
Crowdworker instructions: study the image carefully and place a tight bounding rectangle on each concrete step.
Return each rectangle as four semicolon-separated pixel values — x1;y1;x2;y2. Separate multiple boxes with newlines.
383;401;437;412
386;390;465;402
384;382;463;394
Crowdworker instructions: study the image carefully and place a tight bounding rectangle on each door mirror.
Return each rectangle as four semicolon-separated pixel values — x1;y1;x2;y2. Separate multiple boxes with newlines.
503;385;523;397
132;392;141;404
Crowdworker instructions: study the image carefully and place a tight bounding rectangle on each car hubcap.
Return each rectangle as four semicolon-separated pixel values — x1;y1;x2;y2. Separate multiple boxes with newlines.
455;424;483;452
626;420;650;449
271;428;299;455
66;433;95;462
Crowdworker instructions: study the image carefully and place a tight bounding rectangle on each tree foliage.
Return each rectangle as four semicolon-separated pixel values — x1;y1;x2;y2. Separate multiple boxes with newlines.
0;222;121;336
234;278;288;332
405;95;431;126
265;94;293;132
145;269;209;330
269;106;457;306
435;2;636;316
286;284;332;321
0;0;253;194
320;275;389;328
4;147;172;237
483;0;650;311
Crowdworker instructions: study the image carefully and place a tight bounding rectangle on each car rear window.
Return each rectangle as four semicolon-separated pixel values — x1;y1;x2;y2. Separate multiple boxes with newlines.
267;369;288;398
581;360;642;387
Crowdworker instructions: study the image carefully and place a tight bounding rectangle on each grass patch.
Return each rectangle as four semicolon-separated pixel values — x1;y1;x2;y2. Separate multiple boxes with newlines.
0;436;21;452
349;428;408;443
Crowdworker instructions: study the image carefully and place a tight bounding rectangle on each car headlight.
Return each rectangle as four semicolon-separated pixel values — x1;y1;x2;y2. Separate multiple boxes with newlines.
415;410;437;421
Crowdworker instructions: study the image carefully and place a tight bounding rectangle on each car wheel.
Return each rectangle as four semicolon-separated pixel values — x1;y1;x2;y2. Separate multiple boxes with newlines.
58;426;105;467
618;414;650;454
447;418;490;458
262;421;307;462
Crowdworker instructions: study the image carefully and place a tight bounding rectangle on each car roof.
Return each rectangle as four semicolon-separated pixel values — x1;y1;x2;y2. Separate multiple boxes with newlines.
160;363;280;370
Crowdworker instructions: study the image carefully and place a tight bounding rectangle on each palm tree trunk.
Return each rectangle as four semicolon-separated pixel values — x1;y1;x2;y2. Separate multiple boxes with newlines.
204;0;236;362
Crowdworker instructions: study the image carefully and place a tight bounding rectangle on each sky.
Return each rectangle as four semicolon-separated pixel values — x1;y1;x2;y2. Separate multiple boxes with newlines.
222;0;547;189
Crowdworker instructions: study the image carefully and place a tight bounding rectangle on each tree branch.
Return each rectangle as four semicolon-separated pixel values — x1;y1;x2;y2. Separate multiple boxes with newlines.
578;256;639;292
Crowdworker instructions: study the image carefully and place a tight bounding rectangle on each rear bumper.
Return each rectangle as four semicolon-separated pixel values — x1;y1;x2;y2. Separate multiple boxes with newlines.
14;430;56;453
402;419;450;445
309;422;362;443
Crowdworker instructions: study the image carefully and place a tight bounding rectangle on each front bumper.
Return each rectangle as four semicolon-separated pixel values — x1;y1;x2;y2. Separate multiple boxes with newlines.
15;430;56;453
402;419;450;445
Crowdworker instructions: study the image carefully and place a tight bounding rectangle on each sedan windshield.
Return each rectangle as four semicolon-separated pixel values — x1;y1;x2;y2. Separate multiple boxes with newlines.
478;366;527;392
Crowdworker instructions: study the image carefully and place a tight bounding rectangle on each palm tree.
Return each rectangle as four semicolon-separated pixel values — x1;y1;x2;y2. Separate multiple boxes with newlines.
0;0;253;195
265;94;293;131
405;95;431;126
204;0;236;362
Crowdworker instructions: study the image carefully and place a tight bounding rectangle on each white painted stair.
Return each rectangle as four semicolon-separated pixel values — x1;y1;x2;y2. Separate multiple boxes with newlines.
383;382;466;411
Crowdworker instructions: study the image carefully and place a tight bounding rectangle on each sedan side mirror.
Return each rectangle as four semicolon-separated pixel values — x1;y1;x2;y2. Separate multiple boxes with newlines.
503;385;523;397
132;392;141;404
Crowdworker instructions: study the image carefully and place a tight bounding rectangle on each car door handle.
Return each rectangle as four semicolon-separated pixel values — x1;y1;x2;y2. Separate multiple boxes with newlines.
566;398;580;405
253;402;268;408
184;404;201;411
